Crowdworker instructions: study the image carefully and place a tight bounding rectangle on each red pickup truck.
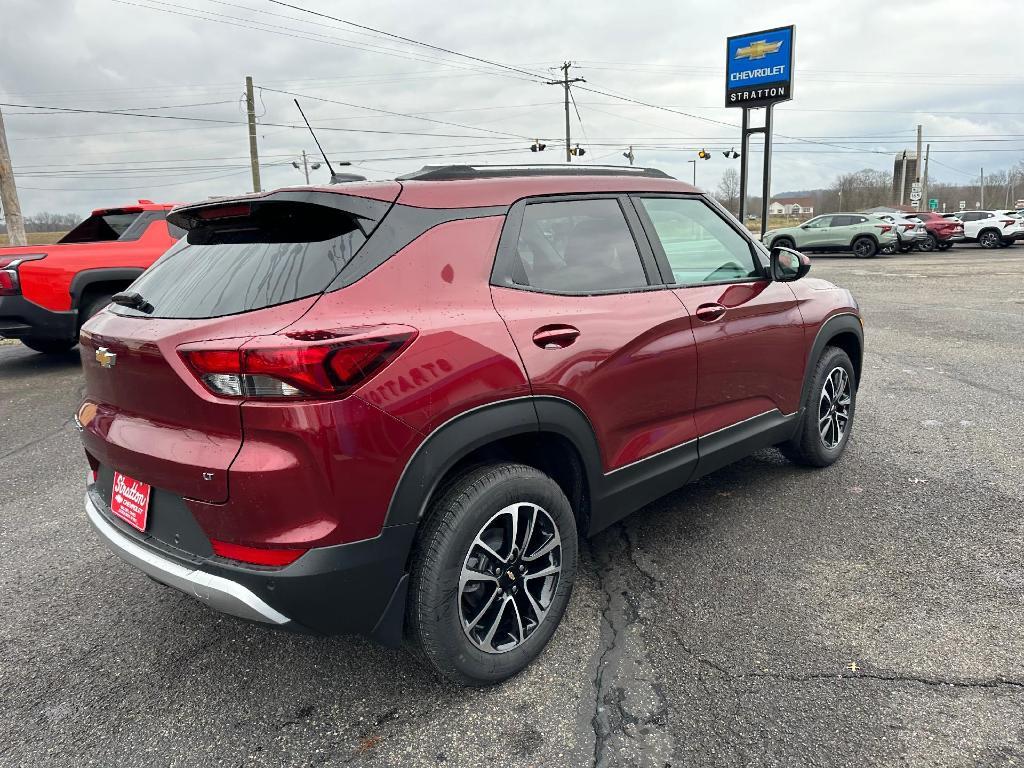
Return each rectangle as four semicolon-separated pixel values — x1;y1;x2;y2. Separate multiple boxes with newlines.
0;200;182;354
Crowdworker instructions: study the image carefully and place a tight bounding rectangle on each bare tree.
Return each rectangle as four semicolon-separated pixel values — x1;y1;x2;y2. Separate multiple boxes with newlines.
715;168;741;215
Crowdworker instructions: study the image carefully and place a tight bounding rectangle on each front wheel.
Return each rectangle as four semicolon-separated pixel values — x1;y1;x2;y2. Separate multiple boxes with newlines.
779;346;856;467
20;337;77;355
771;236;796;251
851;236;877;258
407;463;578;686
916;233;938;252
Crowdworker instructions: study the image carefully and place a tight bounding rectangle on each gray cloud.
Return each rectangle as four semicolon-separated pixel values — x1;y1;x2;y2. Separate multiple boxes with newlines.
1;0;1020;215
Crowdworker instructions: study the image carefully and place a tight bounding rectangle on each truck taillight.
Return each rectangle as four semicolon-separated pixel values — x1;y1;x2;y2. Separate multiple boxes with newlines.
179;327;417;400
0;254;45;296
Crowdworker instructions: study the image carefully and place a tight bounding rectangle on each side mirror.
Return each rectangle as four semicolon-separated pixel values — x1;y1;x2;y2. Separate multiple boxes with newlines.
770;246;811;282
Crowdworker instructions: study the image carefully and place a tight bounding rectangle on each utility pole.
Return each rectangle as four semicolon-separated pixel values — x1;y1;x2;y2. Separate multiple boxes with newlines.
980;167;985;209
300;150;310;184
687;160;697;186
623;145;634;166
922;143;930;210
547;62;585;162
914;124;923;211
0;106;27;247
898;151;908;207
245;76;261;193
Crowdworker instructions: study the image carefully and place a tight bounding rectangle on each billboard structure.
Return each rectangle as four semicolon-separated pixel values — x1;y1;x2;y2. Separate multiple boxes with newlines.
726;26;794;236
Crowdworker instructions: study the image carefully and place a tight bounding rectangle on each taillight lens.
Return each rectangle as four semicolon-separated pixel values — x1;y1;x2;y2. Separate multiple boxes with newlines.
179;326;417;400
1001;219;1015;228
0;254;46;296
877;225;892;234
210;539;306;567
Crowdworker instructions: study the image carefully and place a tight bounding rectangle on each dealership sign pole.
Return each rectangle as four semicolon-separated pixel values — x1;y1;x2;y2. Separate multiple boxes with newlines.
726;25;794;238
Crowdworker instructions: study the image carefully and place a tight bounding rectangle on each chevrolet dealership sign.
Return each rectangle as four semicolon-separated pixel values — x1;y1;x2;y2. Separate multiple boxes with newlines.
726;26;794;108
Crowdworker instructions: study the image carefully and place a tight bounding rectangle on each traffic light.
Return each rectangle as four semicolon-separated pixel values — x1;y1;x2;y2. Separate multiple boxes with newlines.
723;148;740;159
570;144;586;157
698;148;710;159
530;140;547;152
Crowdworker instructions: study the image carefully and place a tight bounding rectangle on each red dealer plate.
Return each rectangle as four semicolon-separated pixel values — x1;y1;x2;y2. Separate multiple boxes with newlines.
110;471;152;532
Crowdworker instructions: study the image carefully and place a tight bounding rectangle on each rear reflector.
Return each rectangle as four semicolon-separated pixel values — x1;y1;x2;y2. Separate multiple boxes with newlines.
179;327;417;400
211;539;307;567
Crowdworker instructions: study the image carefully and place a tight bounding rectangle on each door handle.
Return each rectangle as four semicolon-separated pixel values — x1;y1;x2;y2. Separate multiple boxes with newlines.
695;303;727;323
532;325;580;349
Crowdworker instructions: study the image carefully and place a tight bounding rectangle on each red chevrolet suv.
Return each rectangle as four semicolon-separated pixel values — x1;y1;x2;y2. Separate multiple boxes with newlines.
0;201;182;354
77;166;862;686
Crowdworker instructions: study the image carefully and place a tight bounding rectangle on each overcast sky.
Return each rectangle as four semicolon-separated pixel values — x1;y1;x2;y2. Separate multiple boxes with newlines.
1;0;1021;216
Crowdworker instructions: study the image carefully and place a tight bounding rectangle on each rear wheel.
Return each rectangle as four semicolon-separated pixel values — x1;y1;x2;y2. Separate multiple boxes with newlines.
851;236;877;258
20;337;77;355
779;346;856;467
916;233;938;252
407;463;578;686
978;229;1001;249
79;292;115;326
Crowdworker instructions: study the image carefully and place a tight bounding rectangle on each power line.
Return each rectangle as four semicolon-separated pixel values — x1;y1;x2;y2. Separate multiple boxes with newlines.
0;101;543;140
257;86;535;140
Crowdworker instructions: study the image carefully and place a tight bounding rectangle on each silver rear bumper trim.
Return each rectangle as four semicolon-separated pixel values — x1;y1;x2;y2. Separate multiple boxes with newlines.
84;492;290;625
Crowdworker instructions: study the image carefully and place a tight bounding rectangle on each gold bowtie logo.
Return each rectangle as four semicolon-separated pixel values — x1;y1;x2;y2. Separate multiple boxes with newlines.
736;40;783;60
95;347;117;368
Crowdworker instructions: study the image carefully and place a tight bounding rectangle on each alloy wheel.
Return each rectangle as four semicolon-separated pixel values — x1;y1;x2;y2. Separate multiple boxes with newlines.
853;239;874;258
459;502;562;654
980;231;999;248
818;366;852;449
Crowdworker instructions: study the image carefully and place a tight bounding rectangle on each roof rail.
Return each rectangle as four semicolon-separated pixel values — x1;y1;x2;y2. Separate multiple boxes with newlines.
395;164;675;181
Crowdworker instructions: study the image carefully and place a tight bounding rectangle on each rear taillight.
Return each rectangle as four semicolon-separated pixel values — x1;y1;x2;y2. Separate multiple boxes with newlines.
0;254;45;296
179;326;417;400
1001;219;1015;228
877;225;892;234
210;539;306;567
903;223;914;231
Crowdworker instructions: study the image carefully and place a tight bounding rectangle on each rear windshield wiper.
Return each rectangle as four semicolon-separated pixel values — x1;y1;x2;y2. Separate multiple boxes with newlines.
111;291;154;314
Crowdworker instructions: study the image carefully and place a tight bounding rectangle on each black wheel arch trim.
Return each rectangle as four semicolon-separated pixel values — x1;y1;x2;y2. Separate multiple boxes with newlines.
68;267;146;306
800;313;863;407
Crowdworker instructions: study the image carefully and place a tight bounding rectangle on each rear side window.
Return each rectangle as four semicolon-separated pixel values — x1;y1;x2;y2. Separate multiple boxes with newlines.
59;211;143;243
513;198;648;293
120;201;367;319
637;197;759;284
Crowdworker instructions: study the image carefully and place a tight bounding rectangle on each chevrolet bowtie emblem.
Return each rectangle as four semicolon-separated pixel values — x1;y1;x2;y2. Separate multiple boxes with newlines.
95;347;117;368
736;40;783;60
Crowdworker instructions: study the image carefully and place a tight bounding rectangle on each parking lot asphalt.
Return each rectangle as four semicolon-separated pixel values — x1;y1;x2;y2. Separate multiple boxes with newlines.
1;245;1022;768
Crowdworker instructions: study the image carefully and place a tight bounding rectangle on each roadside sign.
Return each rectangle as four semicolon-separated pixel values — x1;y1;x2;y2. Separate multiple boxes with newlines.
909;182;922;203
959;201;966;211
928;198;938;210
725;26;794;108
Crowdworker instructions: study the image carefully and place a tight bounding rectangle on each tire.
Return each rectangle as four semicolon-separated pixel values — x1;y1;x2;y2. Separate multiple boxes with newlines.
978;229;1001;249
997;239;1010;248
20;337;77;355
770;236;796;251
851;236;877;259
406;463;578;686
898;243;912;253
916;233;938;252
79;292;114;326
779;346;856;468
936;241;952;251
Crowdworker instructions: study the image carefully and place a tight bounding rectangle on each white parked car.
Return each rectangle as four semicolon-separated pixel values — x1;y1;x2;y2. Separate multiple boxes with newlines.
952;210;1024;248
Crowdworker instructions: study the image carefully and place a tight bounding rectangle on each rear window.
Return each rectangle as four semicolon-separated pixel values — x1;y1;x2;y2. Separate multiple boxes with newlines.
59;211;143;243
117;201;369;319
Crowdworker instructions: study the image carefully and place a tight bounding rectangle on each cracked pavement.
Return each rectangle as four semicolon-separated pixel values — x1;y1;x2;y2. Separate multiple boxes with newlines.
1;245;1022;767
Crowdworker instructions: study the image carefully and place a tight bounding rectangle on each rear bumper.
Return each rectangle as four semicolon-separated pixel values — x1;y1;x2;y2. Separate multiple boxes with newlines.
85;491;290;625
84;487;417;644
0;294;77;340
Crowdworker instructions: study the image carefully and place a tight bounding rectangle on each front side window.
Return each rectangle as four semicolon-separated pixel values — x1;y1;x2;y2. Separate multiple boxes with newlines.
513;198;649;293
637;197;760;285
804;216;832;229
